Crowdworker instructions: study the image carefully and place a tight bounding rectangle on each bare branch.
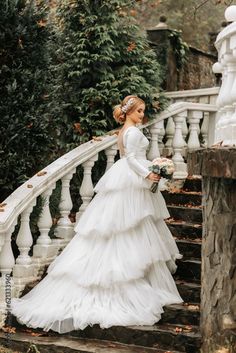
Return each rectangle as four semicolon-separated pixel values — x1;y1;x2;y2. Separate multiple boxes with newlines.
193;0;211;19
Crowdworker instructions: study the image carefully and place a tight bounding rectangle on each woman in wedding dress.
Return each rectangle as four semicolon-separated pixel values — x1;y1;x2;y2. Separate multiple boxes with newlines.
11;95;183;333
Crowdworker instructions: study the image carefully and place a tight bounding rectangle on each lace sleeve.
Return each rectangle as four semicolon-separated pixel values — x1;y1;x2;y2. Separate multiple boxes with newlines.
124;128;150;178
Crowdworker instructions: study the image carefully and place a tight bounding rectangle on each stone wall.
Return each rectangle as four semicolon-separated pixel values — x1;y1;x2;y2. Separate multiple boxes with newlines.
146;27;218;91
188;148;236;353
178;47;218;90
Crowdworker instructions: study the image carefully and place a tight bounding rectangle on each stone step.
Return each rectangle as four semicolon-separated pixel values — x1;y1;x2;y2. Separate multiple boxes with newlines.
162;190;202;206
174;259;201;283
175;280;201;304
0;330;179;353
160;303;200;326
165;220;202;240
167;205;203;223
182;177;202;192
176;239;201;260
70;323;201;353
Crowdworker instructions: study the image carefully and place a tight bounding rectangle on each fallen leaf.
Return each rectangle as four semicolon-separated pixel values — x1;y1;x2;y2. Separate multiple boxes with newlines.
184;325;193;331
0;209;4;212
175;327;183;333
0;203;7;207
92;136;103;141
36;171;47;177
37;19;47;27
30;332;45;337
188;304;200;311
2;326;16;333
27;184;33;188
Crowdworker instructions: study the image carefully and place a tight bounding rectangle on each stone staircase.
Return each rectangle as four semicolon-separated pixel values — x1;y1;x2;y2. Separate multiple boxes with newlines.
1;177;203;353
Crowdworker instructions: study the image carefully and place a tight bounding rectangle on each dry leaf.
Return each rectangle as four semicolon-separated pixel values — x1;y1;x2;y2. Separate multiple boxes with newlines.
73;123;83;134
184;325;193;331
2;326;16;333
30;332;45;337
92;136;103;141
175;327;183;333
0;203;6;208
188;304;200;311
37;19;47;27
27;184;33;188
37;171;47;177
0;209;5;212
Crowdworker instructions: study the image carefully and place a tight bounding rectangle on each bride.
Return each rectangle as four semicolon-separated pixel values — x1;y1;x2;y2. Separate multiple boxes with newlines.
11;95;183;333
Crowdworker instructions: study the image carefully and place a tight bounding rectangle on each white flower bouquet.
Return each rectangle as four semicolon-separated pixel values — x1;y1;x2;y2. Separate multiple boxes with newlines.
148;157;175;193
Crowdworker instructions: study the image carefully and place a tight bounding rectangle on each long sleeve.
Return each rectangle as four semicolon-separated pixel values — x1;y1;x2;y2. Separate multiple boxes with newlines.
124;128;150;178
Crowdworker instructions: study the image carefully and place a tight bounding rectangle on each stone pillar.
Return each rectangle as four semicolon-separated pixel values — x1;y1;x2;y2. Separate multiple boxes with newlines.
188;148;236;353
146;16;178;91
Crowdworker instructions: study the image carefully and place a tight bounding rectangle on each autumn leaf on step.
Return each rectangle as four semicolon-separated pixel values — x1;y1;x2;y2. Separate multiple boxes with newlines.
23;328;46;337
175;327;183;333
2;326;16;333
27;184;33;188
184;325;193;331
0;203;7;208
187;304;200;311
37;171;47;177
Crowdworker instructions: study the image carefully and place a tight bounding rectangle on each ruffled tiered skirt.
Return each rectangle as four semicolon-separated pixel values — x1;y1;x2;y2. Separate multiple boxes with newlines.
11;157;183;333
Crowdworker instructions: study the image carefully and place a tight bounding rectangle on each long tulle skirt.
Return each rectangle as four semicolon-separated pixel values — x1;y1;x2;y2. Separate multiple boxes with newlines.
11;157;183;333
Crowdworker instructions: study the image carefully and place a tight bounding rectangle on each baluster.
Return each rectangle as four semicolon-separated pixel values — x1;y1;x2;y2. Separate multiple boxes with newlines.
187;110;203;149
172;113;188;179
54;170;76;243
201;112;210;147
0;226;16;325
76;155;98;224
13;202;38;294
157;120;165;155
147;122;160;160
164;117;175;156
15;201;36;266
105;144;117;172
33;185;60;267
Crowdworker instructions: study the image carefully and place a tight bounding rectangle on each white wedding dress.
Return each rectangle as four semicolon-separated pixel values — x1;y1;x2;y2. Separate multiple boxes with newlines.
11;126;183;333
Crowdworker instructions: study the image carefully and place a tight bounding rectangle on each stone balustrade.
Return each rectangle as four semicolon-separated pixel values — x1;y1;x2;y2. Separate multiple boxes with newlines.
212;6;236;145
0;100;217;327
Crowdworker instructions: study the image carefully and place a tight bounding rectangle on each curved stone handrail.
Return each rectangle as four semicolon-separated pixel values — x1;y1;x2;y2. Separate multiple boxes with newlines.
0;135;117;234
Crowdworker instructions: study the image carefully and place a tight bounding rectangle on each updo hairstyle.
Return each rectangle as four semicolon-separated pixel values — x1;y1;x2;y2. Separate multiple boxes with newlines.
113;95;145;124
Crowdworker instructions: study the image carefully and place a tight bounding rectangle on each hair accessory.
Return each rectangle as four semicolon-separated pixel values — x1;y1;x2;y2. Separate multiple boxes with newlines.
121;98;135;114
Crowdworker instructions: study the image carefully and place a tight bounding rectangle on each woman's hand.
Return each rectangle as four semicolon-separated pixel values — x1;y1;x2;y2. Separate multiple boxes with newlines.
146;172;161;182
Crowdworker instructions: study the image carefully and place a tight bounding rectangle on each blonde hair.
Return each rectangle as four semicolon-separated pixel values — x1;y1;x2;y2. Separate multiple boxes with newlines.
113;95;145;124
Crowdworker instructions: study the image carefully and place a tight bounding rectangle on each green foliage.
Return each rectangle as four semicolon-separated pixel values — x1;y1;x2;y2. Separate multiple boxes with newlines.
168;30;189;71
0;0;57;200
52;0;165;150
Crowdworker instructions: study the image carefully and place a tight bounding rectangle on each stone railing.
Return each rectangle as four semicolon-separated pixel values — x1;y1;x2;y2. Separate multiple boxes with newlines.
0;101;217;327
163;86;219;104
212;7;236;145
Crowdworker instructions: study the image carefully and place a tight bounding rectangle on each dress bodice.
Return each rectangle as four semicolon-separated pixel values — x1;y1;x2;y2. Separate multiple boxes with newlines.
118;126;150;178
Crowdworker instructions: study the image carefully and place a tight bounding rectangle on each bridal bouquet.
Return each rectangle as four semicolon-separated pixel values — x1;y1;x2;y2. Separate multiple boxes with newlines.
148;157;175;193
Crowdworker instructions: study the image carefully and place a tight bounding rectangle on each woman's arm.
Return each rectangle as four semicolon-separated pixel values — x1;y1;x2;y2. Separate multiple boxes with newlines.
125;128;159;182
